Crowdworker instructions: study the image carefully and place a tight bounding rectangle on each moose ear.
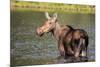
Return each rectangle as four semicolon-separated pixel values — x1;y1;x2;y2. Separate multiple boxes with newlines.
45;12;51;19
53;13;57;20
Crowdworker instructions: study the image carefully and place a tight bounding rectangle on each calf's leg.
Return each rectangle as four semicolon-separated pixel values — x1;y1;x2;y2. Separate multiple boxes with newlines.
74;39;83;57
58;43;65;56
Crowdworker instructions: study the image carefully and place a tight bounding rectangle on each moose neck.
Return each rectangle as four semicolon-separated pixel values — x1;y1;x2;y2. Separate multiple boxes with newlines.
52;22;61;41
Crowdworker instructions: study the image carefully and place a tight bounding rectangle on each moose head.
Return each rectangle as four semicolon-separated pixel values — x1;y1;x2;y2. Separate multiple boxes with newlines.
36;12;58;36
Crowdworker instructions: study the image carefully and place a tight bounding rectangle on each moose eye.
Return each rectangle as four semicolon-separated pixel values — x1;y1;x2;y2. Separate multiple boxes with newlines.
49;22;51;24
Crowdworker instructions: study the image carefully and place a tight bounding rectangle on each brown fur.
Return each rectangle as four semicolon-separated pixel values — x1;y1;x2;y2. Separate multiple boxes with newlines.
36;12;88;58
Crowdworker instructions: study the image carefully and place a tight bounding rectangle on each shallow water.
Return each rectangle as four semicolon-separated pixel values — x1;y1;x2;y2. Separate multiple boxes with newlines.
11;11;95;66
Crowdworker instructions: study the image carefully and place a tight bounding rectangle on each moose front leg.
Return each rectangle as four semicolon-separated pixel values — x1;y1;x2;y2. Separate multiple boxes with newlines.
58;43;65;57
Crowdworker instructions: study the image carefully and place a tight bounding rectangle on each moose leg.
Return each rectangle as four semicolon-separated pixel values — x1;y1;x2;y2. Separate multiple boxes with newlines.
74;39;83;57
81;39;87;57
58;43;65;56
67;45;74;55
58;35;66;57
81;48;87;57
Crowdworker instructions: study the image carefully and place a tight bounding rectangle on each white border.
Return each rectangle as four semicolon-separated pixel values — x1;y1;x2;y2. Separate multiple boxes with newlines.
0;0;10;67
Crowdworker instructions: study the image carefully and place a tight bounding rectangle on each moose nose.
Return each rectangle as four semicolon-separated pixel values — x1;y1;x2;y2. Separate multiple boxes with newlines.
36;28;43;36
36;28;40;35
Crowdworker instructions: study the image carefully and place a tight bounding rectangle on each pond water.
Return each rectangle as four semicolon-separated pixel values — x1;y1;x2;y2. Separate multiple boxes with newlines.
11;11;95;66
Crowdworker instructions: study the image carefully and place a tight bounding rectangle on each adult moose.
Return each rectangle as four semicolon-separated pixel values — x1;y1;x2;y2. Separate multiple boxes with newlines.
36;12;88;58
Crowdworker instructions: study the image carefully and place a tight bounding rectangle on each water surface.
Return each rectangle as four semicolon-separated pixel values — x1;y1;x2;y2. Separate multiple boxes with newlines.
11;11;95;66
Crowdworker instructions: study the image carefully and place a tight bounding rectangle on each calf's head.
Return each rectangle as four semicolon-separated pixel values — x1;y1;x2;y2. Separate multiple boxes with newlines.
36;12;58;36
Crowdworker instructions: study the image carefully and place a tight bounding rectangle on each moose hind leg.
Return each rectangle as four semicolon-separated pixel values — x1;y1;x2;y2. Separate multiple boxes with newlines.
81;39;87;57
74;39;83;57
75;48;81;58
81;50;87;57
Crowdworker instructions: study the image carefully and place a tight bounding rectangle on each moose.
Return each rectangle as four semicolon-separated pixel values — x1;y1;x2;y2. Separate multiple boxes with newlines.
36;12;89;58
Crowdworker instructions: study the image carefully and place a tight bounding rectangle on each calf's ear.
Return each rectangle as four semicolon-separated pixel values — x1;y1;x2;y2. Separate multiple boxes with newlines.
53;13;57;20
45;12;51;19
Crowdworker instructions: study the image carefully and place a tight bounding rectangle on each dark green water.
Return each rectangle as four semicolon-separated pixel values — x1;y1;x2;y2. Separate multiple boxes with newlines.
11;10;95;66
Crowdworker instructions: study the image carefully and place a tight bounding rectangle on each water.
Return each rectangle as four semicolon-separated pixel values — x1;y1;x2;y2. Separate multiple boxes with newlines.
11;10;95;66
